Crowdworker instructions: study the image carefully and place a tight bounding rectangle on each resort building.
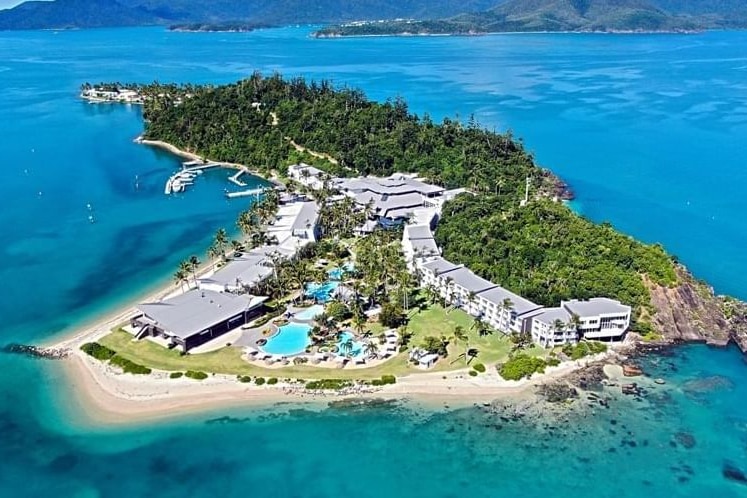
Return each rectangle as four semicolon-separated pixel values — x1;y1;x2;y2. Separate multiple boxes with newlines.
132;290;268;352
529;307;578;348
405;218;628;346
197;253;274;293
561;298;632;341
266;200;320;244
416;257;542;335
287;163;326;191
401;224;440;270
198;201;320;294
333;174;447;231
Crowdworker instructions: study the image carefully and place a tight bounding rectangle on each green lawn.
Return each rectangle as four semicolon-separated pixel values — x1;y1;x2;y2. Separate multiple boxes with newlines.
405;304;519;370
96;304;539;380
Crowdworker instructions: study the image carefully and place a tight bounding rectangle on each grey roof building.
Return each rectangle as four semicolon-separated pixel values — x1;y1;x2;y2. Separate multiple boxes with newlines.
135;290;267;352
479;286;543;316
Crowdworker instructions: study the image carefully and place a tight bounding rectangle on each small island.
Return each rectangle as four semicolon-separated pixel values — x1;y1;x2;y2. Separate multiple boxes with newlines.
168;22;275;33
51;72;747;419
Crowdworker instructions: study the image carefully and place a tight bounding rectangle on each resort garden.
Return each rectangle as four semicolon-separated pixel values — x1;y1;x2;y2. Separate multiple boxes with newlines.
92;195;562;383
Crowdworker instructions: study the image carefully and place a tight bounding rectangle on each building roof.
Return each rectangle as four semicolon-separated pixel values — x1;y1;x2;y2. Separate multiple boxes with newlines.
446;267;497;294
288;163;324;177
291;201;320;232
562;298;631;317
532;307;573;327
404;224;434;240
337;176;444;197
420;257;462;276
138;290;266;340
201;254;270;287
410;238;440;256
479;286;543;316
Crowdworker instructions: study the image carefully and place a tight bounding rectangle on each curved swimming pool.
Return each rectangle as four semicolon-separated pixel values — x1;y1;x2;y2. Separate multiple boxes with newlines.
262;323;312;356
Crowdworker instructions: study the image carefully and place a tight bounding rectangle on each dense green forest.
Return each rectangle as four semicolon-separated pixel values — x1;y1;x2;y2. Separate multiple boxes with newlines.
141;73;559;198
436;195;676;312
135;72;678;321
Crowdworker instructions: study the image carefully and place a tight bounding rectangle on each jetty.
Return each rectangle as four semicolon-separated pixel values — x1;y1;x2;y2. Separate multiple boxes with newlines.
164;161;221;195
226;187;266;199
229;167;250;187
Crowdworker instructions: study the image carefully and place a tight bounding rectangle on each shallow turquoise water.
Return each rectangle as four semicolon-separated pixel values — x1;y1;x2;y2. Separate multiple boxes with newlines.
305;280;340;302
0;26;746;497
262;322;311;356
295;304;325;321
337;330;364;358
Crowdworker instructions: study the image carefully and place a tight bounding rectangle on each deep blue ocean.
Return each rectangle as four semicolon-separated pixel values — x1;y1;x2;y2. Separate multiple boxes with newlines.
0;26;746;497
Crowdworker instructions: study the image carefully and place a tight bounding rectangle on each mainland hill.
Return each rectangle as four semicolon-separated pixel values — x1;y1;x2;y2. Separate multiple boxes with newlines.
2;0;746;31
0;0;498;30
314;0;747;36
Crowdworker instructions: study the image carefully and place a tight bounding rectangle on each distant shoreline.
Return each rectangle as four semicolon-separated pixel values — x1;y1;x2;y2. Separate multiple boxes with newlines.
313;28;703;39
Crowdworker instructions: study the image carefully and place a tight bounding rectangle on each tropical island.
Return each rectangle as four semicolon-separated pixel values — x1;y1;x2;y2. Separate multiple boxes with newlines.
168;22;275;33
49;74;747;419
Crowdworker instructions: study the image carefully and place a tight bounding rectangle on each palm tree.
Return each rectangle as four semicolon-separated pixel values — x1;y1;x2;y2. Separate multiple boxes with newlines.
500;297;514;332
178;260;192;289
467;290;478;315
212;228;229;261
352;312;367;336
471;317;490;337
444;277;454;308
451;325;469;365
188;255;200;285
173;268;188;292
339;338;354;358
231;239;245;253
363;341;378;359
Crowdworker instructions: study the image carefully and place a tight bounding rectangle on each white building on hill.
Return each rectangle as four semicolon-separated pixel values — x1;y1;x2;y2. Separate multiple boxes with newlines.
530;307;578;348
288;163;326;191
562;298;631;341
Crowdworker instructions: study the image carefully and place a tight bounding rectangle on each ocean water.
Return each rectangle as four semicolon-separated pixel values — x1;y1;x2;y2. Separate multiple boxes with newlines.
0;26;746;497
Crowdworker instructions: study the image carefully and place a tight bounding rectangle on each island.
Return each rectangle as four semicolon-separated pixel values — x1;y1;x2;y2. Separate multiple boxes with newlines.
168;22;275;33
42;73;746;421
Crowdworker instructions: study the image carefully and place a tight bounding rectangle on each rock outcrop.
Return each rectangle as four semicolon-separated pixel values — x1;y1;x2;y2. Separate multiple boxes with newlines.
645;266;747;353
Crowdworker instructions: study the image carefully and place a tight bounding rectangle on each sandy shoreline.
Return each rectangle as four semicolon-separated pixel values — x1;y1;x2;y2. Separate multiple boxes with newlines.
57;342;611;426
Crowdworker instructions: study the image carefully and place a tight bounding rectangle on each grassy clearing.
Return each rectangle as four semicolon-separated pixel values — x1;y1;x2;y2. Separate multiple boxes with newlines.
99;304;538;379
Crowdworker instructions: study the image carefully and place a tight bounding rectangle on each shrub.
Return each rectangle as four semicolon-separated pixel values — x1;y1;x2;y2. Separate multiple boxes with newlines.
267;377;279;385
80;342;116;361
169;372;184;379
305;379;352;390
253;308;285;327
468;370;478;377
185;370;208;380
379;301;405;328
238;375;252;383
562;341;608;361
255;377;266;385
547;357;561;367
498;354;548;381
110;355;152;375
371;374;397;386
472;363;486;373
326;301;350;322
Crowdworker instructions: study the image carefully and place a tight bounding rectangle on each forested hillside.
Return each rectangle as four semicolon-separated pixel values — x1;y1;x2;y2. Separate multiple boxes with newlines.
141;73;554;198
0;0;498;30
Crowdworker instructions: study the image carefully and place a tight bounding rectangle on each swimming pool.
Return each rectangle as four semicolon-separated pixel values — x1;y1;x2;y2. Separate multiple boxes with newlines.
262;323;312;356
305;281;339;303
336;331;365;359
295;304;325;321
328;262;355;281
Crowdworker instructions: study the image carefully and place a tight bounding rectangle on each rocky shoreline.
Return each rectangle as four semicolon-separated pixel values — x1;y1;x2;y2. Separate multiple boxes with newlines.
644;265;747;354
